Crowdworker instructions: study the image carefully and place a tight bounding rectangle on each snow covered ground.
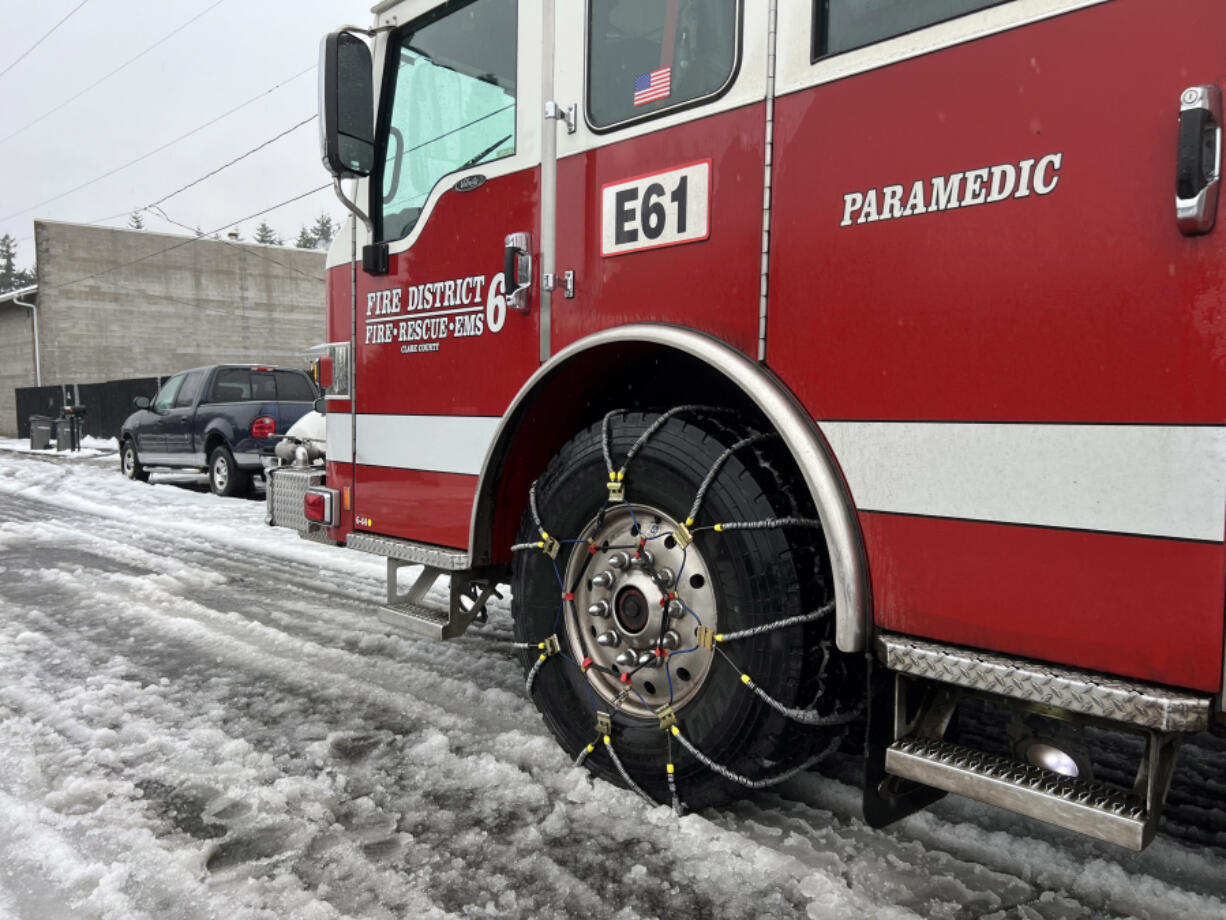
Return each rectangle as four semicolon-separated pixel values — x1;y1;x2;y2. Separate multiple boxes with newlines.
1;443;1224;919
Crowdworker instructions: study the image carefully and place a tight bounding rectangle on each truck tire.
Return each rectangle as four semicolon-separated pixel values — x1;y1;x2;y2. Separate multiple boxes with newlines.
208;445;249;497
512;409;857;809
120;439;149;482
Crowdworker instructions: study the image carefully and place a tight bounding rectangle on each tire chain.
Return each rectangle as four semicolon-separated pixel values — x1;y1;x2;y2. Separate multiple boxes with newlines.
512;412;862;813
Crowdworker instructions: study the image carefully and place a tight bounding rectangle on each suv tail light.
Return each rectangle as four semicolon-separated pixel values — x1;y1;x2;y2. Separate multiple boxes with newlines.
252;416;276;439
304;487;336;525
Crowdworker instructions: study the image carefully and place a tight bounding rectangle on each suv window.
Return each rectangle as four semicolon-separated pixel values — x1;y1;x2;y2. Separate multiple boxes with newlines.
814;0;1007;59
251;372;277;401
152;374;184;412
377;0;518;243
587;0;739;131
173;370;206;409
275;371;317;402
209;367;251;402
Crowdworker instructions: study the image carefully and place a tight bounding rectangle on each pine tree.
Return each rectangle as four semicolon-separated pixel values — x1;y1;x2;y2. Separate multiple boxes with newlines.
0;234;19;293
254;221;282;246
128;210;145;230
309;212;337;249
294;226;316;249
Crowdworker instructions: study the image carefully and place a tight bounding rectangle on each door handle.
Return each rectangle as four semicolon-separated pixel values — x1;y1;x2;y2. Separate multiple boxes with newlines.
503;232;532;313
1176;85;1221;235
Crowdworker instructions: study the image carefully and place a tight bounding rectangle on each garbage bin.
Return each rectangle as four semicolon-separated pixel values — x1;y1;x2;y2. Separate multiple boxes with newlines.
55;418;73;451
61;405;86;451
29;416;54;451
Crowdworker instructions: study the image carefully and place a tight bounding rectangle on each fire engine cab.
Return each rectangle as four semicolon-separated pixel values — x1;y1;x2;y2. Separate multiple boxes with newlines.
267;0;1226;850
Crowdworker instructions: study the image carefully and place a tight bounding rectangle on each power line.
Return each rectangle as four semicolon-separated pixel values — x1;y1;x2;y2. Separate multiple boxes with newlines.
148;205;326;284
0;64;316;227
143;115;317;212
0;0;94;82
0;0;229;148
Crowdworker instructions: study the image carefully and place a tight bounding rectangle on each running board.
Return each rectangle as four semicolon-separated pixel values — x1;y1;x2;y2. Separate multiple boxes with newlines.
886;738;1154;849
876;634;1211;732
869;634;1195;849
347;532;470;570
379;559;502;641
379;601;452;640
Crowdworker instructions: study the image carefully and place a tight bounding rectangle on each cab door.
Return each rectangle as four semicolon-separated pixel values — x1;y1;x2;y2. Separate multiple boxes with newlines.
549;1;770;357
348;0;544;549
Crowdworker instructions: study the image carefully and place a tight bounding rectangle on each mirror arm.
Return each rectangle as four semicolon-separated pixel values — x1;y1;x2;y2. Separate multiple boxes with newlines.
333;176;373;236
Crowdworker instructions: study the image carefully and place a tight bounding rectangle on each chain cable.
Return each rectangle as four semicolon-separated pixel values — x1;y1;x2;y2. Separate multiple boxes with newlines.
686;433;777;524
670;726;841;790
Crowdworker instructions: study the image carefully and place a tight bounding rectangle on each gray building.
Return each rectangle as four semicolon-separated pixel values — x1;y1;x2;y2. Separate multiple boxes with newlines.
0;220;326;437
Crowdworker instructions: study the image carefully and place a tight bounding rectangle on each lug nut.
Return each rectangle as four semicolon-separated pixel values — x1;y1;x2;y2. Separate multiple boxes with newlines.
666;599;685;619
630;550;654;569
607;551;630;569
591;570;615;588
615;649;639;668
637;650;661;668
661;630;681;651
588;600;611;618
596;631;621;647
652;568;675;587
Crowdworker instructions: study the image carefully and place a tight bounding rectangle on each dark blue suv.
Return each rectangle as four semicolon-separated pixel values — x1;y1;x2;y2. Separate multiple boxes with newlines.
120;364;318;496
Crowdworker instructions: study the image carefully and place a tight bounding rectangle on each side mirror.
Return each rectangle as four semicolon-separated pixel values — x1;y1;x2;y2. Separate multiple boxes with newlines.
313;397;327;415
320;30;375;178
134;396;151;410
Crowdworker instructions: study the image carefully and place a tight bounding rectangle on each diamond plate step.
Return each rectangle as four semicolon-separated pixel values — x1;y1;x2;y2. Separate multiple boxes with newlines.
347;532;470;570
886;738;1152;850
378;602;452;641
876;634;1210;732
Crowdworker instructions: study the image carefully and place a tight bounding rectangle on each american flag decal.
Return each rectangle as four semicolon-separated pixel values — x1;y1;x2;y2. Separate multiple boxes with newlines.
633;67;672;106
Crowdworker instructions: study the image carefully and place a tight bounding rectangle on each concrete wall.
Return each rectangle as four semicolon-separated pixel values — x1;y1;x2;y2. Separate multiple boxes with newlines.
0;305;37;436
0;221;325;436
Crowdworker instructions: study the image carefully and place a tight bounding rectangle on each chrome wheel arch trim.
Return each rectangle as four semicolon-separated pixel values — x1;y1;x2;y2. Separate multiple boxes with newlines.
469;323;871;653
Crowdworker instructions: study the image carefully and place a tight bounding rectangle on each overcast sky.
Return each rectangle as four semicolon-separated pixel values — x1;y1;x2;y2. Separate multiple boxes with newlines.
0;0;364;266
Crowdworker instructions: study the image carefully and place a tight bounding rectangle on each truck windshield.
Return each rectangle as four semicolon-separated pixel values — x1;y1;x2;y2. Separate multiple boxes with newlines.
377;0;518;242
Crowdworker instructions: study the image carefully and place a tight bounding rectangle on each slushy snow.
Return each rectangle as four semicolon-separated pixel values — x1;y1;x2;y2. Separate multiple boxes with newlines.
1;443;1224;919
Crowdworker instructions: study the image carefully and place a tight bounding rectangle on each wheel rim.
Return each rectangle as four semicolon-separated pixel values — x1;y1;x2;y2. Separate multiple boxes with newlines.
212;456;229;491
123;447;134;476
562;502;717;718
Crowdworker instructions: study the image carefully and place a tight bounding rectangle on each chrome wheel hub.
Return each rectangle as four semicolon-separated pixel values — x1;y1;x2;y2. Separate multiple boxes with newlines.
212;457;228;491
563;503;717;718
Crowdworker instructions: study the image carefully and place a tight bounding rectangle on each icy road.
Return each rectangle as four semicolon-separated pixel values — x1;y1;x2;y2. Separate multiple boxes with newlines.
1;444;1225;920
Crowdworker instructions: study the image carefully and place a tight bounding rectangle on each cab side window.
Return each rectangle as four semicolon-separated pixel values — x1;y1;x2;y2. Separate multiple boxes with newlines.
588;0;739;131
173;370;205;409
815;0;1007;59
152;374;184;412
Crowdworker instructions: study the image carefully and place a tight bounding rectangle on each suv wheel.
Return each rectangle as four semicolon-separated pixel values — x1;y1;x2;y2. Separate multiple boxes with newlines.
208;445;249;497
121;439;149;482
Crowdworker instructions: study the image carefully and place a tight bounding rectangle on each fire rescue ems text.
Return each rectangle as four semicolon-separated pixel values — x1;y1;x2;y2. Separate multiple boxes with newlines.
363;272;504;353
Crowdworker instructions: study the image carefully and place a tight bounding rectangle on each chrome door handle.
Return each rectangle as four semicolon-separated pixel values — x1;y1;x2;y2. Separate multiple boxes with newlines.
1176;85;1221;235
503;232;532;312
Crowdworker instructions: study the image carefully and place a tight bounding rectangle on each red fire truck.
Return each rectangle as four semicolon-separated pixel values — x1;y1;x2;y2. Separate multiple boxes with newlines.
268;0;1226;850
